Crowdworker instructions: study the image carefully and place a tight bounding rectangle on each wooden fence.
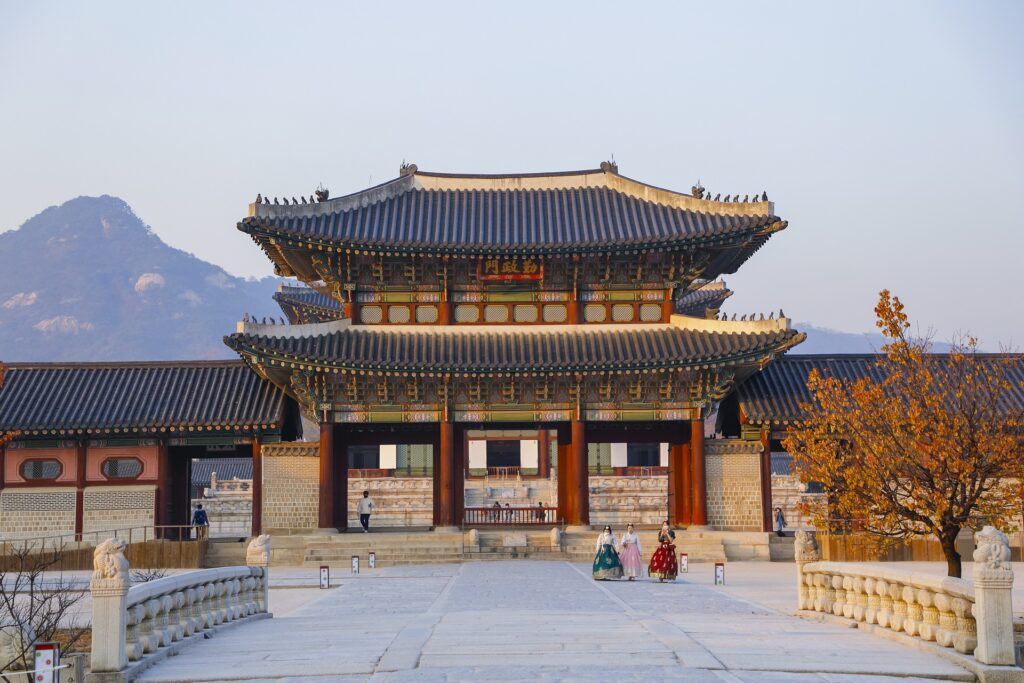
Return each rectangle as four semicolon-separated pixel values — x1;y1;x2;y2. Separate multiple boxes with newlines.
0;526;207;571
818;532;974;562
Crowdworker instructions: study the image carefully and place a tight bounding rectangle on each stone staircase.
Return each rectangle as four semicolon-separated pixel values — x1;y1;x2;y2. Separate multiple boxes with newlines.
204;537;248;567
769;533;795;562
294;532;465;567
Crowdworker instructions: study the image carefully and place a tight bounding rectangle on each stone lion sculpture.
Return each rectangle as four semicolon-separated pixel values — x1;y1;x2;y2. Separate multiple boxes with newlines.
973;526;1011;571
92;538;129;581
246;534;271;566
794;529;820;563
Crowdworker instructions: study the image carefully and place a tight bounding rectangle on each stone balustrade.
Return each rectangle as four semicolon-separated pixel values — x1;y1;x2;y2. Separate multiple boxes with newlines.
794;527;1017;667
86;535;271;682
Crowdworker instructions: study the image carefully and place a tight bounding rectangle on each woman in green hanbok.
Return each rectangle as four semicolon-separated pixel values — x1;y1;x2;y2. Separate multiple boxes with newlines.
592;526;624;580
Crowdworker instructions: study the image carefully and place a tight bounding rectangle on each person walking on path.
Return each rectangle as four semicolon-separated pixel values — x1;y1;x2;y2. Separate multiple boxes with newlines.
357;490;375;532
648;520;678;582
618;523;643;580
592;526;623;580
774;507;786;537
191;503;209;540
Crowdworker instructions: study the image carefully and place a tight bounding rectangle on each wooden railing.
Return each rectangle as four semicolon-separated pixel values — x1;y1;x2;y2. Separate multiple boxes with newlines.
464;506;558;525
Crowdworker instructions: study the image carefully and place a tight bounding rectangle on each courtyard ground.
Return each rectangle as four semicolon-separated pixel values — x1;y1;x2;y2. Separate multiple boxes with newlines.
130;560;986;682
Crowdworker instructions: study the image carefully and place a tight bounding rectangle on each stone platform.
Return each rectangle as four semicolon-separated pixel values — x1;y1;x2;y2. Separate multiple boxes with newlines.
134;560;977;682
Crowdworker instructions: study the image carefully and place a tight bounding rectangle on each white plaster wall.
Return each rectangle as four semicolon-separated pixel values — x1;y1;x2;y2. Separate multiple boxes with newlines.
519;440;538;469
468;440;487;469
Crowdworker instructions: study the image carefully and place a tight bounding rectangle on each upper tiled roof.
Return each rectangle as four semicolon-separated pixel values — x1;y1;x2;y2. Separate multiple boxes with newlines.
273;284;343;324
675;282;733;318
225;318;804;376
240;166;785;264
0;361;293;437
738;354;1024;425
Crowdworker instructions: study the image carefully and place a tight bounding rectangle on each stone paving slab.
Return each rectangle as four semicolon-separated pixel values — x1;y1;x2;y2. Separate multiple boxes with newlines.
134;561;975;683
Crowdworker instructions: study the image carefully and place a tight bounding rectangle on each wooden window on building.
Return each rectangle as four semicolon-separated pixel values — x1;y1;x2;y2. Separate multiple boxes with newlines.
19;459;62;481
347;376;364;403
100;457;143;480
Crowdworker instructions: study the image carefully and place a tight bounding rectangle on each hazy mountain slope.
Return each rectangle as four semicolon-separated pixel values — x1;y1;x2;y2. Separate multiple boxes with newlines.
792;322;954;354
0;196;279;361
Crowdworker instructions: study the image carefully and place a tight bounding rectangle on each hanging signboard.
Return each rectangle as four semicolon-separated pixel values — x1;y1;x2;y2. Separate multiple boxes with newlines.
320;565;330;589
714;562;725;585
33;642;60;683
478;257;543;281
368;551;376;570
679;552;688;573
351;555;360;574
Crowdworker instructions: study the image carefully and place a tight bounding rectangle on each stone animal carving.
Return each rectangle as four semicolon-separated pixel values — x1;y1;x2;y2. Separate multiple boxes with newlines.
92;538;129;581
973;526;1011;572
246;534;272;566
794;529;820;563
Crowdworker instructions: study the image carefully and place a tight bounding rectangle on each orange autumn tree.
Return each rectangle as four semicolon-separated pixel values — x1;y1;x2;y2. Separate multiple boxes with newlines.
784;291;1024;577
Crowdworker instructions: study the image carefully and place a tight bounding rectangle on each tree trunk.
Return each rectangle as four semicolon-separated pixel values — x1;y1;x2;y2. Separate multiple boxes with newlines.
939;526;962;578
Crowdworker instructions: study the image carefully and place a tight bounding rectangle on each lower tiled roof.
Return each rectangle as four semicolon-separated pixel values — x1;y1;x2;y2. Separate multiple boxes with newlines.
675;284;733;318
739;354;1024;425
226;323;804;375
273;285;343;323
0;361;291;436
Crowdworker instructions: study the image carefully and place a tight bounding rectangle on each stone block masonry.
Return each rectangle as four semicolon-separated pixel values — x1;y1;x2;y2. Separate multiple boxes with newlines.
705;439;763;531
83;486;156;534
262;443;319;531
0;487;76;539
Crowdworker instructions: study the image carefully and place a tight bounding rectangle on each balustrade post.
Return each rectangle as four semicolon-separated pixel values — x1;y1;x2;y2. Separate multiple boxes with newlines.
202;582;217;629
89;538;131;674
971;526;1016;665
902;586;922;636
246;534;272;614
793;530;819;611
864;578;880;624
141;599;161;652
888;583;907;633
917;589;939;642
125;604;145;662
876;580;893;628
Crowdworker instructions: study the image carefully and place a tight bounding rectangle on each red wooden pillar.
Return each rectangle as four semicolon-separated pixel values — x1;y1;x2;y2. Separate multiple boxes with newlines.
74;441;87;541
537;429;550;479
435;419;456;527
564;416;589;527
318;422;336;529
155;440;169;538
661;287;674;322
668;440;690;527
0;444;5;497
690;416;708;527
251;436;263;537
759;426;773;533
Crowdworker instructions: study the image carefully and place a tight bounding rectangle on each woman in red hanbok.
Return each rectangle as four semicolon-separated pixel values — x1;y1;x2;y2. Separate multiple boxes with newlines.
648;521;678;581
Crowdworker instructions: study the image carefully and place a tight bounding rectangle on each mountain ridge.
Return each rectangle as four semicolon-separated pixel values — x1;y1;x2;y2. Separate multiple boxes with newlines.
0;195;925;362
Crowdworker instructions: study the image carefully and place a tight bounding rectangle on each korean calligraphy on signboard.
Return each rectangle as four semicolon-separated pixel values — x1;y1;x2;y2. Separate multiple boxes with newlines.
478;257;543;281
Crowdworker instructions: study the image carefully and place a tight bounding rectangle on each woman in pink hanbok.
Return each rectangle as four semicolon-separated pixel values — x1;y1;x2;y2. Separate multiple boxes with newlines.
618;523;643;580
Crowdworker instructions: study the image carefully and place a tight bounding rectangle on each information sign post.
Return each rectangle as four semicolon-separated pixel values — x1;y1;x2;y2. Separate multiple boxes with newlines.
679;553;688;573
351;555;360;574
320;565;330;589
33;642;60;683
714;562;725;585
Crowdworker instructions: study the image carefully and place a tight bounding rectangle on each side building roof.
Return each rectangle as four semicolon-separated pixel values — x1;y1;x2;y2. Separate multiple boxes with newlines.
0;360;300;439
737;354;1024;426
675;281;733;318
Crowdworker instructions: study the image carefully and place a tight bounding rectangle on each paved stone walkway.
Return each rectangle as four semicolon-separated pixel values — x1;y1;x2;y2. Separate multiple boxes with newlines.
136;561;973;682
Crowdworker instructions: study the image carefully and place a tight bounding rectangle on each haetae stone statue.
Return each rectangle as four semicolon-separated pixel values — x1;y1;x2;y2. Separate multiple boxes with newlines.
246;534;272;567
92;538;130;588
971;525;1016;665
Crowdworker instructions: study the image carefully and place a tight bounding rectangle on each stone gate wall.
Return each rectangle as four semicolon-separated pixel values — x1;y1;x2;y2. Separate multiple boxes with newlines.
705;439;763;531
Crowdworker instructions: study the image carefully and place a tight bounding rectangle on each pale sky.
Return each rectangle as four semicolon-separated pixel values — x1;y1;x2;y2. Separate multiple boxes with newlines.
1;1;1022;345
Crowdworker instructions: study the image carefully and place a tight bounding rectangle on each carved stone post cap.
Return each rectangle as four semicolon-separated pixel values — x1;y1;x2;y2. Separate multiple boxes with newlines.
972;526;1013;583
91;538;130;591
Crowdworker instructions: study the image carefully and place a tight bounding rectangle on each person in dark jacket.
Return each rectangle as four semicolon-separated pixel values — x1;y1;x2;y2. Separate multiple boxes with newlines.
192;503;209;539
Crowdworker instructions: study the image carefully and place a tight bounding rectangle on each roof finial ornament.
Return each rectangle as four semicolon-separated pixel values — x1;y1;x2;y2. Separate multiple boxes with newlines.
273;197;279;205
243;312;250;322
779;308;785;318
315;183;330;202
743;194;749;203
713;193;720;201
291;196;298;205
761;190;768;201
399;161;418;177
691;180;705;200
599;158;619;174
255;193;262;204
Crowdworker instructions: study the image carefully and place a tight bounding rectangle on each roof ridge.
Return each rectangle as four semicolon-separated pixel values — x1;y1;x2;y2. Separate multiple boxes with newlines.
3;359;248;369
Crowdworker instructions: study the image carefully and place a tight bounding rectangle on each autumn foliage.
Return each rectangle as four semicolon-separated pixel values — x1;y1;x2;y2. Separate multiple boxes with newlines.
784;291;1024;577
